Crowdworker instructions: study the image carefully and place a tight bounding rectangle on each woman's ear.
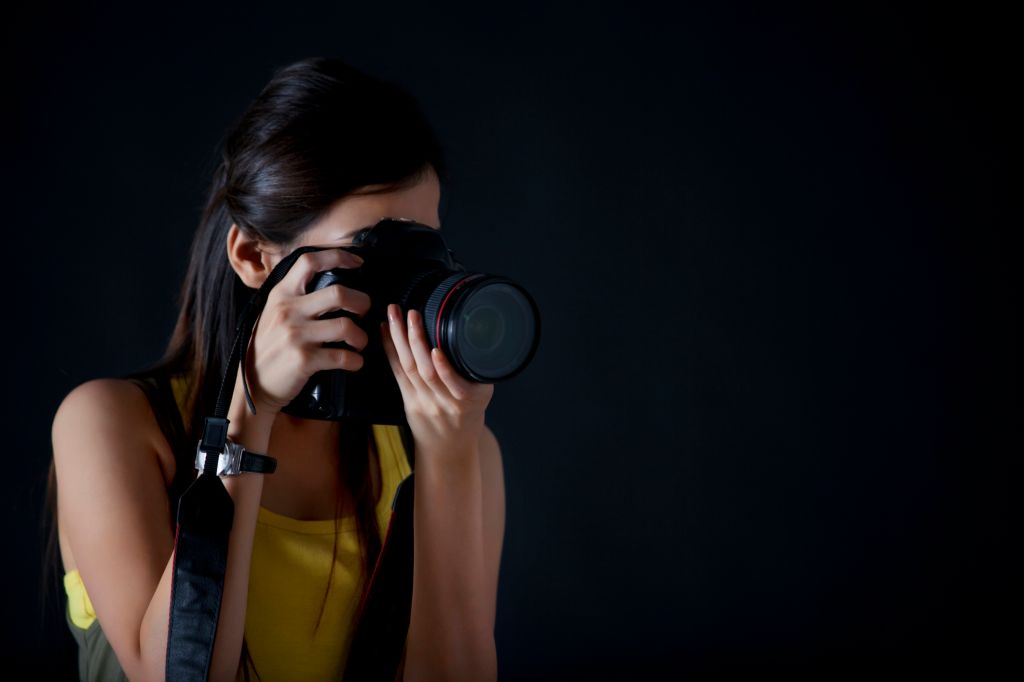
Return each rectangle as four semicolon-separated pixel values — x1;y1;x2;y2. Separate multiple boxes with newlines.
226;223;278;289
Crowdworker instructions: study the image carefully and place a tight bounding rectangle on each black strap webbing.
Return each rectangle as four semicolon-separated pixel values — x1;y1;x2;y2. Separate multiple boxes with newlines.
164;473;235;679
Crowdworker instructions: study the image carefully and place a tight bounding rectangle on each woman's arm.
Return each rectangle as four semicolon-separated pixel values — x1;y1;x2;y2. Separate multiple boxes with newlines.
377;304;506;682
403;425;506;682
53;372;273;681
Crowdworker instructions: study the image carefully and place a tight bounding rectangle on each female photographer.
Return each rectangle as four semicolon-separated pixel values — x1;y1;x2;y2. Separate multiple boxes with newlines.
45;56;505;681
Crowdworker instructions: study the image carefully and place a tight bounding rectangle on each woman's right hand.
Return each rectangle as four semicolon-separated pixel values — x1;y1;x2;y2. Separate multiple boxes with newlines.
240;247;371;416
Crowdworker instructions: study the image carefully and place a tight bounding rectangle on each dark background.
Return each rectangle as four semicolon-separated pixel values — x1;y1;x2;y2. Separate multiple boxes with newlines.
4;0;1016;677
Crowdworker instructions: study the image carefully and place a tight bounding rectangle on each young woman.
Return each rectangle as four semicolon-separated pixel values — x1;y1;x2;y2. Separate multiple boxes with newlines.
45;57;505;681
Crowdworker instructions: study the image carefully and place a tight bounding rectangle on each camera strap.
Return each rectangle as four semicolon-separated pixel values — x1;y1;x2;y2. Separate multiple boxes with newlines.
165;245;329;680
165;244;417;681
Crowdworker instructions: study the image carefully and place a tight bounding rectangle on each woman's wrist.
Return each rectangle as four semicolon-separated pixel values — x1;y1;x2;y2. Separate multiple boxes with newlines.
226;364;277;453
218;406;274;497
219;466;265;500
225;404;275;455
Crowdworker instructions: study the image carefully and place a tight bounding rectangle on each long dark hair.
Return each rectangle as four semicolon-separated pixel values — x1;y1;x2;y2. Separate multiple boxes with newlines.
41;56;448;678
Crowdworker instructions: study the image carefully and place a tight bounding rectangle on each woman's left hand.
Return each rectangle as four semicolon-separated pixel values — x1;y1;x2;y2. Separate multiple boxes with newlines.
380;303;495;466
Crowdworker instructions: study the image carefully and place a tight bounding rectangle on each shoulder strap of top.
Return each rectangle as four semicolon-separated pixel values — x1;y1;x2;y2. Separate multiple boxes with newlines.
119;365;195;529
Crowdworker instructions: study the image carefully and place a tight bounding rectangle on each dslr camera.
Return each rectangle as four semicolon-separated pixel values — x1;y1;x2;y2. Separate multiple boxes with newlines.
281;217;541;424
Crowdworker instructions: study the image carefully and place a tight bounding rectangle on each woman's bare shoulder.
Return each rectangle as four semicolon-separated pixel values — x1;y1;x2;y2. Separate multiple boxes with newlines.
52;377;178;487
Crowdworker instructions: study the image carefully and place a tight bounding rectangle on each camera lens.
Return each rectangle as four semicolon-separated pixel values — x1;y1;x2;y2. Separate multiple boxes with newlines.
463;303;504;353
423;273;540;382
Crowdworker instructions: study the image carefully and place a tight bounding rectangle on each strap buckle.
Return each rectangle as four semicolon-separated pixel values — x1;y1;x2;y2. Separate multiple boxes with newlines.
195;439;244;476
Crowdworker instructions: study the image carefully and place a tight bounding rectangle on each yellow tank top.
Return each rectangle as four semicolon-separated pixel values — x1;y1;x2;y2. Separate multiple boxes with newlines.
63;373;412;680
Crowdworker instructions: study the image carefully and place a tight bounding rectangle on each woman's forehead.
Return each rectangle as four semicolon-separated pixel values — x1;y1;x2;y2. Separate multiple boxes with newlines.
303;176;441;245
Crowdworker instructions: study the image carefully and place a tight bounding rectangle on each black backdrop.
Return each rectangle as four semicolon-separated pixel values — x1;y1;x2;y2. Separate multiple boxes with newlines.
4;1;1016;677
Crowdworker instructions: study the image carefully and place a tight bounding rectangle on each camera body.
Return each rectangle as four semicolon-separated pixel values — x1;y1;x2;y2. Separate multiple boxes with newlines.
280;218;541;424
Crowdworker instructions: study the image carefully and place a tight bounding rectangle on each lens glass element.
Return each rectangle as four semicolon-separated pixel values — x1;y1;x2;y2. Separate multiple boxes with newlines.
454;282;536;380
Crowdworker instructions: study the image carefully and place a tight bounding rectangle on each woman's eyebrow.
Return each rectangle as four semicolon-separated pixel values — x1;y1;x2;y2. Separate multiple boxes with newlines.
332;224;375;241
330;220;441;242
